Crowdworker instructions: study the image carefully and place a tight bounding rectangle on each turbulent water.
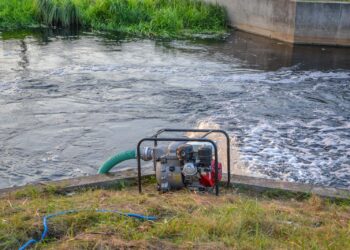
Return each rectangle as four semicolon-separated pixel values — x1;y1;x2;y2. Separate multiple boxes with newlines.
0;30;349;189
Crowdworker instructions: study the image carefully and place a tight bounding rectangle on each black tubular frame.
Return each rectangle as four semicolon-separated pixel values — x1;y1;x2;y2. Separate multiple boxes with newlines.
137;137;220;195
152;128;231;186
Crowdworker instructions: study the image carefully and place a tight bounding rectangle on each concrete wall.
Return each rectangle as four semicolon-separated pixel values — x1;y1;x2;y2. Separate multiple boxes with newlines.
205;0;350;46
207;0;297;43
294;1;350;46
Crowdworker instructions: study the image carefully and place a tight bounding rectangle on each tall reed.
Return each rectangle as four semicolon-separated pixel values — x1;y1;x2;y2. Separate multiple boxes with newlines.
36;0;80;28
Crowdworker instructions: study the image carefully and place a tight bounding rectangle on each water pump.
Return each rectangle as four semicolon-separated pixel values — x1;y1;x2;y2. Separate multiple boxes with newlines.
137;129;231;195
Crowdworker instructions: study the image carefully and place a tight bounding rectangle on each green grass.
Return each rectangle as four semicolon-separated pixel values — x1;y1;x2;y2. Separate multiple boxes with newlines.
0;0;38;30
0;0;228;38
1;184;349;249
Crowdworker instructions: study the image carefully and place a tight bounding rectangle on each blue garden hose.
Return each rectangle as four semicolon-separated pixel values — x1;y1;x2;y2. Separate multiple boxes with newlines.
19;209;156;250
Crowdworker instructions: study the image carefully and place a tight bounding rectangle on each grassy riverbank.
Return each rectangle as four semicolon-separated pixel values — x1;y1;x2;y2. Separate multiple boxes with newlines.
0;0;228;38
1;183;349;249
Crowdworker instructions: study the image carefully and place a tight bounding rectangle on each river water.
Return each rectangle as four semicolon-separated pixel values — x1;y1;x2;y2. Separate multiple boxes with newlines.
0;29;349;189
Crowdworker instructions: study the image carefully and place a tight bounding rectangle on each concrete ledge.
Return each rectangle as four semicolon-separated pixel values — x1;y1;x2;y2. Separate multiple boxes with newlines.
0;167;155;198
226;174;350;200
1;167;349;200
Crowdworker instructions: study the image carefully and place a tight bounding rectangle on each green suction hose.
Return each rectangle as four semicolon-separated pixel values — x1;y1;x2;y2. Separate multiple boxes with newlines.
98;149;137;174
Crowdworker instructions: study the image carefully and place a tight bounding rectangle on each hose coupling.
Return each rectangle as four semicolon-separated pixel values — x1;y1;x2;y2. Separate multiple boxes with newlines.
141;147;153;161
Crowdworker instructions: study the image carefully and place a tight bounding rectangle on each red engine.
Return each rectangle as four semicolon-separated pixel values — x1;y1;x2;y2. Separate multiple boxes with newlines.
199;160;222;187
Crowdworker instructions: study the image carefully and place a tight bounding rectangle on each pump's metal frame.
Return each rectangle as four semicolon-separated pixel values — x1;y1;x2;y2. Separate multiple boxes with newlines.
136;129;231;196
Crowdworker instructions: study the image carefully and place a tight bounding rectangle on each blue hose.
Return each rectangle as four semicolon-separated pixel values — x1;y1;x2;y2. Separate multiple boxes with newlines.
19;209;157;250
